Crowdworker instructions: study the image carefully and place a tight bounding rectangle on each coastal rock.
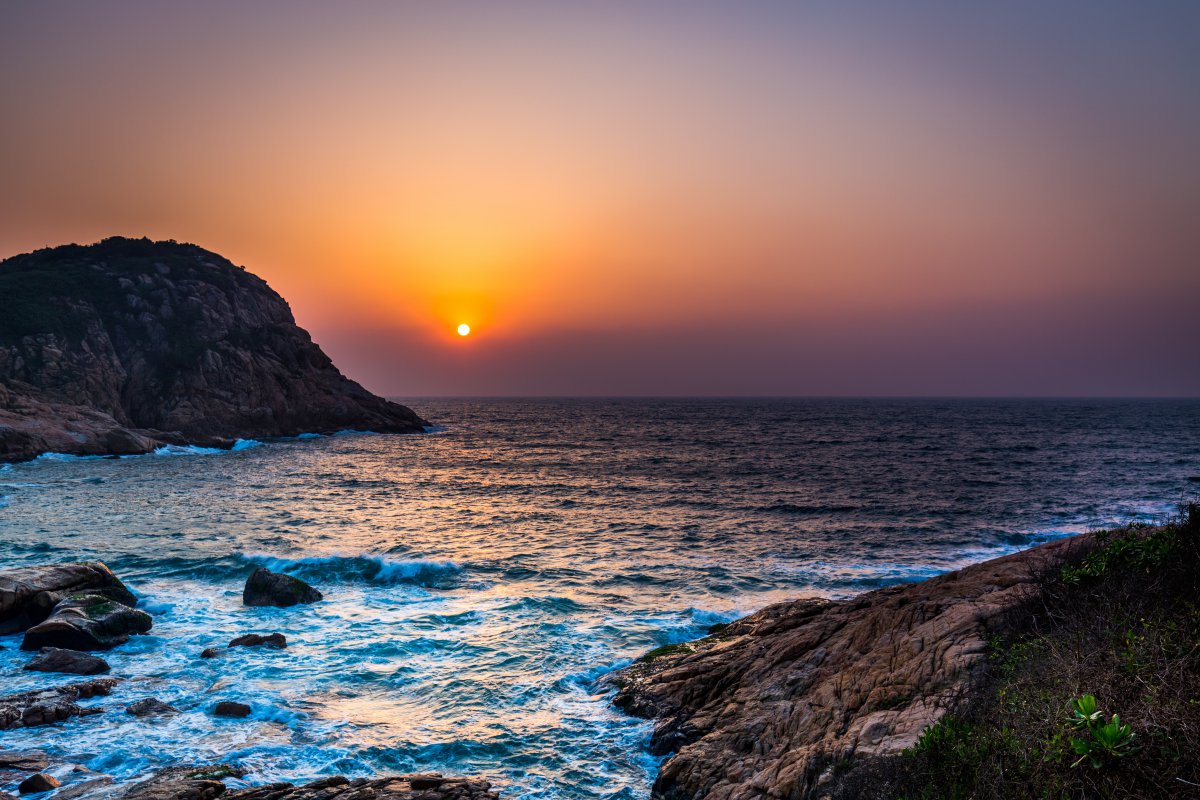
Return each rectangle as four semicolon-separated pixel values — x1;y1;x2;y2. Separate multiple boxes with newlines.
242;569;322;607
212;701;251;718
126;698;178;717
0;679;119;730
0;236;428;462
17;773;60;794
0;751;49;772
23;647;111;675
21;594;152;651
118;767;497;800
200;648;221;659
0;562;138;635
612;534;1091;800
228;633;286;649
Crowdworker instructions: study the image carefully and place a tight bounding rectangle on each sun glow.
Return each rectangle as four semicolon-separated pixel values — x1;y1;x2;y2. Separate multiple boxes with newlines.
457;323;471;337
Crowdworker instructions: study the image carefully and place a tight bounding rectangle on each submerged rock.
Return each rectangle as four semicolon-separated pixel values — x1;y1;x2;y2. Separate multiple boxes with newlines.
17;773;60;794
126;698;177;717
242;569;322;607
199;648;221;659
0;236;428;462
212;701;251;718
228;632;286;649
611;534;1092;800
21;594;151;651
0;562;138;635
23;647;110;675
0;679;120;730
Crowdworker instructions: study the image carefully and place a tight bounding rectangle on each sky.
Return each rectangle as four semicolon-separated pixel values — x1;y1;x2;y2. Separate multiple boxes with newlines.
1;1;1197;396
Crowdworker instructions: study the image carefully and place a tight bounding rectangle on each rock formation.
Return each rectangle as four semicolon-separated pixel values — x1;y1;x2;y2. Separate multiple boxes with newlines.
243;568;322;607
0;236;427;461
0;562;138;635
23;647;111;675
0;678;120;730
612;534;1090;800
20;594;152;651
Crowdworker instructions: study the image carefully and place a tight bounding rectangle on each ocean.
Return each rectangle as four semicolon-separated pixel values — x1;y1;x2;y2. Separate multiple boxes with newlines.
1;398;1197;798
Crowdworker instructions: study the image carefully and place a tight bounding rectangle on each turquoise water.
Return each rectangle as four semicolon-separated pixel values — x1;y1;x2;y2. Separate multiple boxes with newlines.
1;399;1197;797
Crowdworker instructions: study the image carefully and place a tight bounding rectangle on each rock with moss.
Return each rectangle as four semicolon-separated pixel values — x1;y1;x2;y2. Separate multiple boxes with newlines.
0;562;138;635
242;568;322;607
21;594;152;651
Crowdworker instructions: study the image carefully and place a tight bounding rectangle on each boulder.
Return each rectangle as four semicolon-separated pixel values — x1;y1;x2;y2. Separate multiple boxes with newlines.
212;701;251;718
0;563;137;635
21;594;151;651
242;569;322;607
17;774;60;794
228;633;286;649
23;648;110;675
199;648;221;659
126;698;178;717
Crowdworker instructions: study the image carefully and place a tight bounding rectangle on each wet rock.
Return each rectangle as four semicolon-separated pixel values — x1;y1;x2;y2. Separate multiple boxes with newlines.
213;701;251;718
53;777;114;800
242;569;322;607
126;698;177;717
611;534;1094;800
21;594;152;651
0;678;120;730
17;773;60;793
23;648;110;675
0;237;428;464
0;751;49;772
122;766;498;800
121;765;246;800
200;647;221;659
0;562;137;635
228;633;286;649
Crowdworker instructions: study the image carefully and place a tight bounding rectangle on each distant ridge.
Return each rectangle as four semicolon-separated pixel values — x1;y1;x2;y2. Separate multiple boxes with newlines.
0;236;427;461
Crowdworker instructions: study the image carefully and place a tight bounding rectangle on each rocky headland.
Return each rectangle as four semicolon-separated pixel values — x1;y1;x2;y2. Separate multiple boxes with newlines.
613;510;1200;799
0;237;427;462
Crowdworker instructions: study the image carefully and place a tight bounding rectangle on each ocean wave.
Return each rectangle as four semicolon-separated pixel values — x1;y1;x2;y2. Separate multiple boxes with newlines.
150;444;226;456
35;451;107;462
240;553;462;587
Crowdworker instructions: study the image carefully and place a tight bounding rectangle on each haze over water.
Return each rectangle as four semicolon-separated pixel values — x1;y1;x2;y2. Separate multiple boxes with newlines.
1;399;1197;799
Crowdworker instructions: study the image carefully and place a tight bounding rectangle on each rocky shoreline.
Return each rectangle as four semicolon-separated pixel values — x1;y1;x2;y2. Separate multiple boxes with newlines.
0;534;1103;799
0;561;498;799
608;533;1099;800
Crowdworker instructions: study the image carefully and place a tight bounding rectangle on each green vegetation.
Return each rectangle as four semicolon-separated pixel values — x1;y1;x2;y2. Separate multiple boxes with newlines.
638;642;694;663
833;502;1200;799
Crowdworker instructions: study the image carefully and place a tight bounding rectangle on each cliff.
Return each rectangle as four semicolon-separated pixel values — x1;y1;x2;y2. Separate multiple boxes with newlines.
0;237;426;461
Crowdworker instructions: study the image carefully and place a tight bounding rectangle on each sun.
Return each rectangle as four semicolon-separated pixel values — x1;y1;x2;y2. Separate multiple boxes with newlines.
457;323;471;337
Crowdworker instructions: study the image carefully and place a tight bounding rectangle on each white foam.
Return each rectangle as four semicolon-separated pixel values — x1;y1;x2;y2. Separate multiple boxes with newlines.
151;444;225;456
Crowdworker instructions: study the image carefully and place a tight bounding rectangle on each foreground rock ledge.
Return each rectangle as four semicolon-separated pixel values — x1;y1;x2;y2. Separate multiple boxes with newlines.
611;534;1092;800
70;767;498;800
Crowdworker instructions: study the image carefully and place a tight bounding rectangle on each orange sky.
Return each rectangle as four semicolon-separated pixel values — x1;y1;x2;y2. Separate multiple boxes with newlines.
2;2;1198;395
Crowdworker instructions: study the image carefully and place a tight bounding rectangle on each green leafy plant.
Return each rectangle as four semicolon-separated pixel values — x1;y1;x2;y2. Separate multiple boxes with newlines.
1066;695;1139;769
1066;694;1102;730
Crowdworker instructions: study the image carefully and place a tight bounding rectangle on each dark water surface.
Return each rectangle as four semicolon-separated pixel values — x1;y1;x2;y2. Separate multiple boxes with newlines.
1;399;1197;798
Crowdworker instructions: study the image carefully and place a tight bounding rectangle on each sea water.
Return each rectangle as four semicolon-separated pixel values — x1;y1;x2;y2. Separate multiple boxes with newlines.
1;398;1197;798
